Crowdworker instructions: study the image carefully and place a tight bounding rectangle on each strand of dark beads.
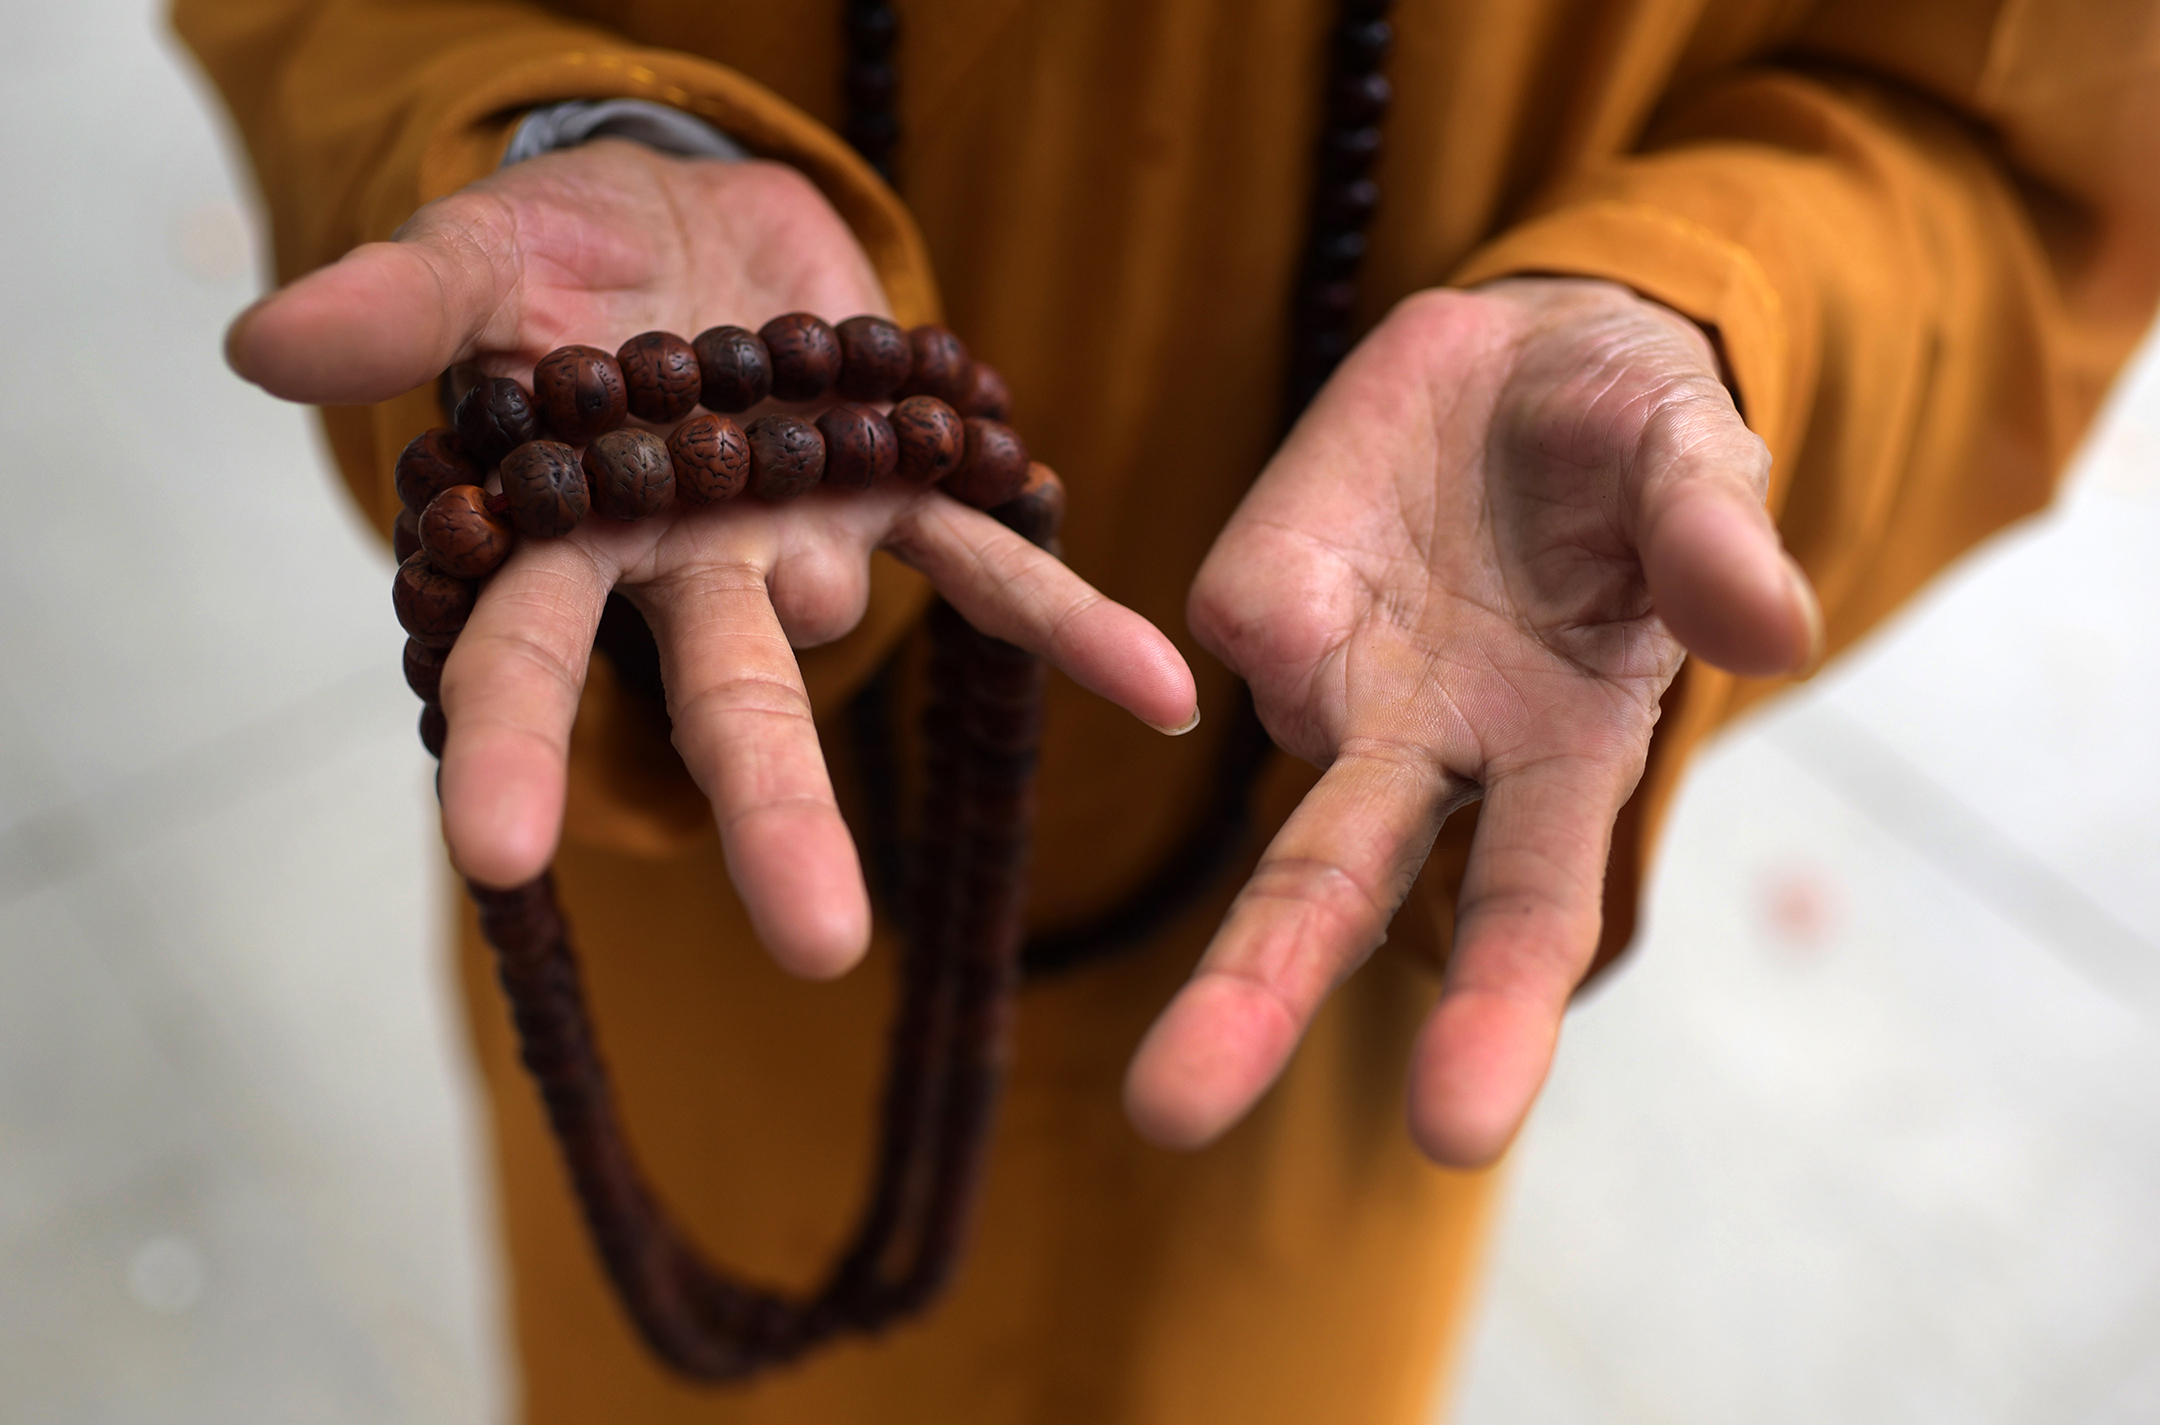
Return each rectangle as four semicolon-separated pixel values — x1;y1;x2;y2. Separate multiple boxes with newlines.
1286;0;1393;418
841;0;901;181
386;314;1057;1382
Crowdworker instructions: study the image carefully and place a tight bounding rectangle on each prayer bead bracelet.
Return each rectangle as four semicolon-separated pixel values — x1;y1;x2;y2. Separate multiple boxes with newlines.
391;313;1065;1380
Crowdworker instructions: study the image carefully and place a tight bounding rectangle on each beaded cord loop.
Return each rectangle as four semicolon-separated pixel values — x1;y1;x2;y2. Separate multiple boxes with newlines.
395;315;1060;1379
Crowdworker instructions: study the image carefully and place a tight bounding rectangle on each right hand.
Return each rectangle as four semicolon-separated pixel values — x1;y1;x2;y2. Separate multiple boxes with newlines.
226;139;1198;979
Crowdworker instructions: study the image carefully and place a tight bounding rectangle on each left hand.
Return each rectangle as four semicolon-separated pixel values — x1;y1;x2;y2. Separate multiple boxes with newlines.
1124;277;1821;1167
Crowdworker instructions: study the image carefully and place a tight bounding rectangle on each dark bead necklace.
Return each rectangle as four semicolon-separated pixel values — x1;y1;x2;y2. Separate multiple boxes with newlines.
415;0;1395;1384
409;316;1059;1378
1288;0;1395;414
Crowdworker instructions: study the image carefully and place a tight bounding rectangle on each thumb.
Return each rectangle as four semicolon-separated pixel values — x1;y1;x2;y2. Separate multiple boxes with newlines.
225;194;520;405
1632;394;1822;678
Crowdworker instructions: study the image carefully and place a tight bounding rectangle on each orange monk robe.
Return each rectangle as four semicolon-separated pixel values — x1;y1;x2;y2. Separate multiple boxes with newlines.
174;1;2160;1420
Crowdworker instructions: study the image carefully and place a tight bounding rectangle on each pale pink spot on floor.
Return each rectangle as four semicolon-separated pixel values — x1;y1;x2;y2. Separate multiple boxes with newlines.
171;201;255;284
1761;863;1840;951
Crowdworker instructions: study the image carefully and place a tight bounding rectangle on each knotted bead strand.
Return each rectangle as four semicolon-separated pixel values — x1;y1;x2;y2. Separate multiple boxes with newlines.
385;315;1062;1383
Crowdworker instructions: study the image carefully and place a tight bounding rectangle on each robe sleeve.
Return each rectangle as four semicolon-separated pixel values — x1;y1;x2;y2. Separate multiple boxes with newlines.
1443;0;2160;976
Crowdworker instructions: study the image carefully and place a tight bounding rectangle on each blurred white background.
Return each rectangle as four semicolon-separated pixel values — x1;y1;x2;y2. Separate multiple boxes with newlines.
0;4;498;1420
0;2;2154;1422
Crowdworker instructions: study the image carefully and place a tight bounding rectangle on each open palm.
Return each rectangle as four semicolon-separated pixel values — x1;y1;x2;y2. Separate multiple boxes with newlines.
229;140;1196;981
1128;278;1820;1167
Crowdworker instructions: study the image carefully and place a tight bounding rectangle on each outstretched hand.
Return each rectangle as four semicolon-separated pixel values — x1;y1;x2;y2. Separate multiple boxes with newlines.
228;140;1197;981
1126;278;1820;1168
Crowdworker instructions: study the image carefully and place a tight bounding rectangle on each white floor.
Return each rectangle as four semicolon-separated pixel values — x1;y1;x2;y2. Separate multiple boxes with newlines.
1;3;2155;1423
0;6;500;1421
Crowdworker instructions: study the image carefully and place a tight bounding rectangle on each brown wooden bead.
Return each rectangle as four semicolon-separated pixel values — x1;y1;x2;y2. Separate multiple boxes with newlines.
419;484;515;578
958;362;1012;421
403;638;447;702
834;315;912;402
692;325;772;412
944;418;1031;509
393;553;478;648
393;506;423;563
583;429;675;520
418;701;448;758
453;378;537;468
395;428;478;512
816;403;897;491
499;440;589;537
898;325;973;406
744;414;826;501
615;331;702;423
758;313;843;402
995;462;1067;545
667;414;751;505
889;395;966;485
534;345;629;443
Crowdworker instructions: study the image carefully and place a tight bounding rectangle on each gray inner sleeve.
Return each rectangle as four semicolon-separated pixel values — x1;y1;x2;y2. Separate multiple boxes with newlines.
501;98;748;168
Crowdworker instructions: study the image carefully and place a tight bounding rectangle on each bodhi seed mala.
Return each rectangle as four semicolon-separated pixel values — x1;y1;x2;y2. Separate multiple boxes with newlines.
393;314;1060;1379
382;0;1395;1386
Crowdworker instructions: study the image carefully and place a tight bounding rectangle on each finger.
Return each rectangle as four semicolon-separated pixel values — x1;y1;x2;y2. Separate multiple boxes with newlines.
1633;399;1823;677
1404;752;1626;1167
437;540;613;888
640;562;871;980
1123;741;1460;1147
884;494;1200;733
226;197;518;404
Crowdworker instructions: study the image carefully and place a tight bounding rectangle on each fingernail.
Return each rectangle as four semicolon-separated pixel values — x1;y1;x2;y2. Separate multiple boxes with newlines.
1785;556;1825;677
1147;707;1202;736
220;295;274;377
222;300;265;376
